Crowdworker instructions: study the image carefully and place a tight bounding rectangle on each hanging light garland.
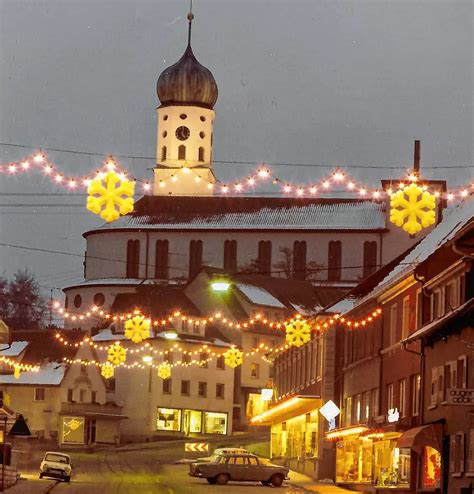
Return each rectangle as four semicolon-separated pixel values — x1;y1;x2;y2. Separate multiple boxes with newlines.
1;152;472;201
0;356;40;373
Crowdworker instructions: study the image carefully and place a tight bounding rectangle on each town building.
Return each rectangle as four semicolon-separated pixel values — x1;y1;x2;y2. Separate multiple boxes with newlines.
0;329;125;447
324;198;473;492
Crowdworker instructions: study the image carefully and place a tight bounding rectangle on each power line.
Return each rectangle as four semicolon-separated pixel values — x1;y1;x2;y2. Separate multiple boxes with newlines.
1;141;472;169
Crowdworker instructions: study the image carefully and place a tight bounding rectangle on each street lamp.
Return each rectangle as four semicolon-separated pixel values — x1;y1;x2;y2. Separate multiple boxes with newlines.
211;280;231;292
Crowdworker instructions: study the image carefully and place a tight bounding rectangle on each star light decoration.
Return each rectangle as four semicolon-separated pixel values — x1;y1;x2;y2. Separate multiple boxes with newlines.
285;320;312;348
224;347;243;368
124;315;151;344
65;418;82;431
13;364;21;380
86;170;135;223
101;363;115;379
390;182;436;235
107;342;127;366
157;362;172;380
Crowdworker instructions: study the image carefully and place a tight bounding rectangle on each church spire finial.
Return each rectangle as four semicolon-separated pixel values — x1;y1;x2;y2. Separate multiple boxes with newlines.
187;0;194;46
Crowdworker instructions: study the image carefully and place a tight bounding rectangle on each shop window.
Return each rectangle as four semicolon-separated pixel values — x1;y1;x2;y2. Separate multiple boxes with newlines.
189;240;203;279
162;379;172;394
450;432;465;475
198;382;207;397
181;380;190;396
411;374;421;416
178;145;186;160
203;411;227;434
34;388;45;401
250;363;260;379
423;446;441;488
293;241;307;280
363;241;377;278
126;239;140;278
216;383;225;399
223;240;237;271
258;241;272;274
184;410;202;434
374;441;410;487
328;241;342;281
401;296;410;339
216;356;225;370
336;438;373;483
62;417;85;444
389;303;398;345
155;240;169;279
157;408;181;431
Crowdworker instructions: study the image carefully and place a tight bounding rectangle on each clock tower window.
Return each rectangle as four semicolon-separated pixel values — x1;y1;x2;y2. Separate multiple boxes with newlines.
178;145;186;160
198;147;205;162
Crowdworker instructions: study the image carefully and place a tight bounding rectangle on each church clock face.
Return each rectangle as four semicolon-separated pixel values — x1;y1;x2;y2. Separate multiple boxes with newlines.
175;126;190;141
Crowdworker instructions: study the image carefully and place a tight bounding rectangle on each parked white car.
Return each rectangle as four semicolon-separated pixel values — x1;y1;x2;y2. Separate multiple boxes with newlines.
39;452;72;482
196;447;249;463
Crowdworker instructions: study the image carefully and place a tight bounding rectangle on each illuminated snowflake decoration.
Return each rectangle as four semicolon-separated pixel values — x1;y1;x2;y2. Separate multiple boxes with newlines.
157;362;172;380
224;347;243;368
86;170;135;223
390;183;436;235
13;364;21;380
101;363;115;380
285;320;311;347
65;418;82;431
107;343;127;366
124;315;151;344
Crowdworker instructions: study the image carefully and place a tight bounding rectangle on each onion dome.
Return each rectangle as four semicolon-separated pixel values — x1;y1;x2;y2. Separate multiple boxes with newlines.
157;13;218;109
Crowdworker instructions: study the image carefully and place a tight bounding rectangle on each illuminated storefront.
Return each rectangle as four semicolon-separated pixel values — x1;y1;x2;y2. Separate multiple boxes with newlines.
156;407;228;435
251;396;322;476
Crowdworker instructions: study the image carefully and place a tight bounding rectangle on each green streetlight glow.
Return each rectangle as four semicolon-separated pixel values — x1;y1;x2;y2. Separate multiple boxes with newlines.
211;281;230;292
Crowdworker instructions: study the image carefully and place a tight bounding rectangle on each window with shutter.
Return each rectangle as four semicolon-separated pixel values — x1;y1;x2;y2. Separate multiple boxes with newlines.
451;432;466;475
430;367;438;407
189;240;203;279
257;241;272;274
328;241;342;281
437;366;445;403
458;355;468;388
450;435;456;474
126;239;140;278
363;241;377;278
467;429;474;474
155;240;169;279
223;240;237;271
293;241;307;280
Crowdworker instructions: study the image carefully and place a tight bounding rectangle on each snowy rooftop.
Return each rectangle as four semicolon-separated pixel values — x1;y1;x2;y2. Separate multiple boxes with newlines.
85;198;386;234
354;199;474;308
0;362;66;385
91;328;127;342
236;283;286;308
65;278;161;289
0;341;29;357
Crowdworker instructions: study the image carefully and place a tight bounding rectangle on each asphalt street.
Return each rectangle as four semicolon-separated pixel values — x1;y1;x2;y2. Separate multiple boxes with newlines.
13;448;304;494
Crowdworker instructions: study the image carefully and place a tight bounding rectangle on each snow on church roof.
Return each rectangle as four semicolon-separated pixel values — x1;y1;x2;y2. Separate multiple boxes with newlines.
85;197;386;235
235;283;286;308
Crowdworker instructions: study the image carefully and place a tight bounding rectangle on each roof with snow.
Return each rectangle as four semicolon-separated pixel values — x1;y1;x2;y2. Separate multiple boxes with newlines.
84;197;386;235
0;362;66;386
235;283;285;308
354;199;474;308
0;341;29;357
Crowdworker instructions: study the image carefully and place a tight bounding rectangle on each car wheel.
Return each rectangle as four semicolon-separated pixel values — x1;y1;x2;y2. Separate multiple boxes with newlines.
216;473;230;485
64;476;70;483
270;474;284;487
39;473;43;479
207;477;217;484
261;480;270;486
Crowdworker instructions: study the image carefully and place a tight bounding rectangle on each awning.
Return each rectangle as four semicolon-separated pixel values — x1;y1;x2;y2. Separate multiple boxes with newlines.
251;395;321;426
396;424;442;452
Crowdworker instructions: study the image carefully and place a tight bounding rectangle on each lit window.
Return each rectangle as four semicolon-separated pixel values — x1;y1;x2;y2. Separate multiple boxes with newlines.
184;410;202;434
203;412;227;434
62;417;85;444
423;447;441;488
157;408;181;431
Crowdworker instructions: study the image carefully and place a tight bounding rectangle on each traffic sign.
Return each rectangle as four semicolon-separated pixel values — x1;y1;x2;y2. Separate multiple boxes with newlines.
185;442;209;452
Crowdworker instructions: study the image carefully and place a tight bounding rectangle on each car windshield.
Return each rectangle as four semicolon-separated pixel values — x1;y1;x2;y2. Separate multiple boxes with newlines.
45;454;70;464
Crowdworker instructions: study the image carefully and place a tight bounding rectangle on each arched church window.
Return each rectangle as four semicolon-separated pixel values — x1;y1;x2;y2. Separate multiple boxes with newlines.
161;146;167;161
178;145;186;160
199;131;205;139
126;239;140;278
198;147;205;162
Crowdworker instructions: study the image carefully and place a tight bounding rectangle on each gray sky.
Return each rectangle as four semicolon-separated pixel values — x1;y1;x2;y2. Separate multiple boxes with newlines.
0;0;472;299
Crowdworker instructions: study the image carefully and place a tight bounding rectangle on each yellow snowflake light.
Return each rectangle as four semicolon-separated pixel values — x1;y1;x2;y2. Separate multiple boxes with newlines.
124;315;151;343
107;343;127;365
13;364;21;380
390;183;436;235
101;363;115;379
285;320;311;347
65;418;82;431
86;170;134;223
224;347;243;368
157;362;172;380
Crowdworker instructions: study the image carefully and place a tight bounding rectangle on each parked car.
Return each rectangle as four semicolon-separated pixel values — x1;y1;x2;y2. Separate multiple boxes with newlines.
39;452;72;482
196;447;249;463
189;453;289;487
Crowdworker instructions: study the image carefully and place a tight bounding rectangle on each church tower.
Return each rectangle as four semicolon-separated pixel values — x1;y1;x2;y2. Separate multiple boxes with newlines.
154;9;218;196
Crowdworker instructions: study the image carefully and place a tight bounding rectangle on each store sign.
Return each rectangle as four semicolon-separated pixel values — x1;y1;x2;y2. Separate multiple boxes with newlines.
446;388;474;405
387;408;399;423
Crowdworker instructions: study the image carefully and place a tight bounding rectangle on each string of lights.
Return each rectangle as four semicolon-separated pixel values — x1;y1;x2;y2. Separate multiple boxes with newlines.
0;355;40;373
1;152;472;200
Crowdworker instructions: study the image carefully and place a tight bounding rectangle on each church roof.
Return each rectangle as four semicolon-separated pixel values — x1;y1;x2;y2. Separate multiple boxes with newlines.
84;197;386;236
